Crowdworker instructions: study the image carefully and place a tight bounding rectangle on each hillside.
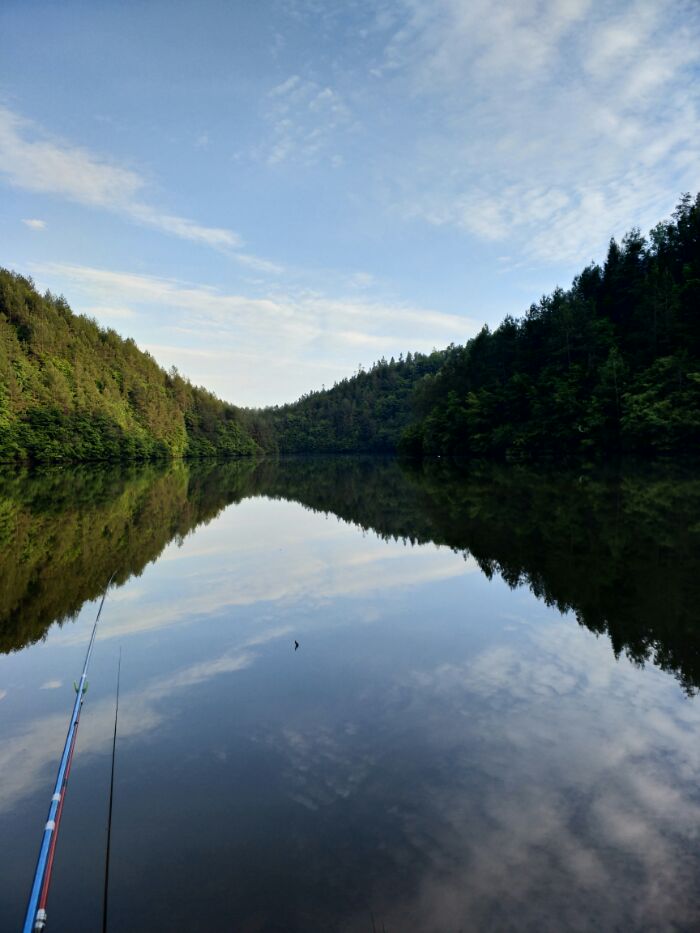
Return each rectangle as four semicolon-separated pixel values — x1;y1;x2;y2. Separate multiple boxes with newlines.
0;270;258;462
1;193;698;465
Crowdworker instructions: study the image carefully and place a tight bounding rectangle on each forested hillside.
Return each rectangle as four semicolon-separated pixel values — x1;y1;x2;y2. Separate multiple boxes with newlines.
400;193;700;459
0;270;258;463
1;194;698;465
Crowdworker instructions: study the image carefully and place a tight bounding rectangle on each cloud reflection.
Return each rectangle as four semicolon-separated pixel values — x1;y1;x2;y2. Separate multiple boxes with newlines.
57;498;468;646
248;611;700;931
0;646;256;814
5;479;700;930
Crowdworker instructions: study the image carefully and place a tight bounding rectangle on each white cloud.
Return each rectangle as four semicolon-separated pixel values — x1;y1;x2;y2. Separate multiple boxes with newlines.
22;218;47;230
234;252;285;275
0;106;242;250
31;261;478;405
0;106;141;202
127;204;241;249
373;0;700;263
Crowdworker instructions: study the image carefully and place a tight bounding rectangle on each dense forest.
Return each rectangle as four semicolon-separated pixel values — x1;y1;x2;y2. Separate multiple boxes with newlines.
252;349;451;454
1;194;698;464
0;270;258;462
400;193;700;460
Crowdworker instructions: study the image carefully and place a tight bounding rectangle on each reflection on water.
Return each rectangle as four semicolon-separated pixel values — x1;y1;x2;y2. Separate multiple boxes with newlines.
0;460;260;653
3;457;699;693
1;457;699;931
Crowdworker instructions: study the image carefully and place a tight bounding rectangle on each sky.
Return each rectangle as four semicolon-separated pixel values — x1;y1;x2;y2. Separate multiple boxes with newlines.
1;0;698;407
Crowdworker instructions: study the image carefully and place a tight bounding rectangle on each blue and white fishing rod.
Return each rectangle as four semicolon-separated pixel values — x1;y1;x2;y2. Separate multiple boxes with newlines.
23;573;116;933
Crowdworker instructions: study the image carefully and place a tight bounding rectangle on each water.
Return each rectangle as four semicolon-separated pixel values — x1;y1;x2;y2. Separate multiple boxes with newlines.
1;457;699;932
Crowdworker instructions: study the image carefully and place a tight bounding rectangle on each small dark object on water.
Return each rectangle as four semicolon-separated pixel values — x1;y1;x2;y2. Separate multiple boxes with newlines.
294;640;299;651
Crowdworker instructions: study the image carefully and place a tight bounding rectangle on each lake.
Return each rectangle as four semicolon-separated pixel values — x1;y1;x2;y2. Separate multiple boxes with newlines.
1;457;700;932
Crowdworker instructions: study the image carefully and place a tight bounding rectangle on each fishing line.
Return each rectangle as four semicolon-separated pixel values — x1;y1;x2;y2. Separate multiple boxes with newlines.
102;647;121;933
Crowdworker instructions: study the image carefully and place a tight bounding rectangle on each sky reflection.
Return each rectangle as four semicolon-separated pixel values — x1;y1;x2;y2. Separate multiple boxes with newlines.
1;465;699;932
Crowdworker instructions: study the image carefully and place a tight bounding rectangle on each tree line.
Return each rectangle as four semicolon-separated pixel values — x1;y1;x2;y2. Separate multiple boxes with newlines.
247;350;451;454
1;193;698;464
400;193;700;460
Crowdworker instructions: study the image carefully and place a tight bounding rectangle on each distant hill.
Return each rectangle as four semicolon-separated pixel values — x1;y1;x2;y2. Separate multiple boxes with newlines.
0;270;258;463
255;349;452;454
2;193;698;465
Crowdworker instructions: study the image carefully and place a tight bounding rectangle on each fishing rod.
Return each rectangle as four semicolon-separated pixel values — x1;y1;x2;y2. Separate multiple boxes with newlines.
23;572;116;933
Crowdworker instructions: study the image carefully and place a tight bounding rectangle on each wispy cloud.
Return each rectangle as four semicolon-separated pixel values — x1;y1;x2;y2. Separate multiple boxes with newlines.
371;0;700;263
0;646;254;813
0;106;244;251
127;204;241;249
31;261;477;404
234;252;286;275
22;218;47;230
259;75;355;167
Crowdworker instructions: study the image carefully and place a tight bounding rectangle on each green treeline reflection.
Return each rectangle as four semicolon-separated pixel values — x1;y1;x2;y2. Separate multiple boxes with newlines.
2;458;699;692
0;459;258;653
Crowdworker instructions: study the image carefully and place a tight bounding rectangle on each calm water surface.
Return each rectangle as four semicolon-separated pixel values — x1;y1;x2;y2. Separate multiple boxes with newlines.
1;457;699;932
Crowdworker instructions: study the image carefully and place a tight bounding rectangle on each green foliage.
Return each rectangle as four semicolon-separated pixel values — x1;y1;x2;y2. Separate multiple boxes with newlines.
249;350;451;454
0;270;259;463
399;194;700;460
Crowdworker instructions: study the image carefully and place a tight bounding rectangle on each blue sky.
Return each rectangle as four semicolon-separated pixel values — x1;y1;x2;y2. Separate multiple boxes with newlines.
1;0;698;406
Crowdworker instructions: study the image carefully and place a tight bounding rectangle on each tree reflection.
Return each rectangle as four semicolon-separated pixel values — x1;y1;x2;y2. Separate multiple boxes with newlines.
1;457;698;693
